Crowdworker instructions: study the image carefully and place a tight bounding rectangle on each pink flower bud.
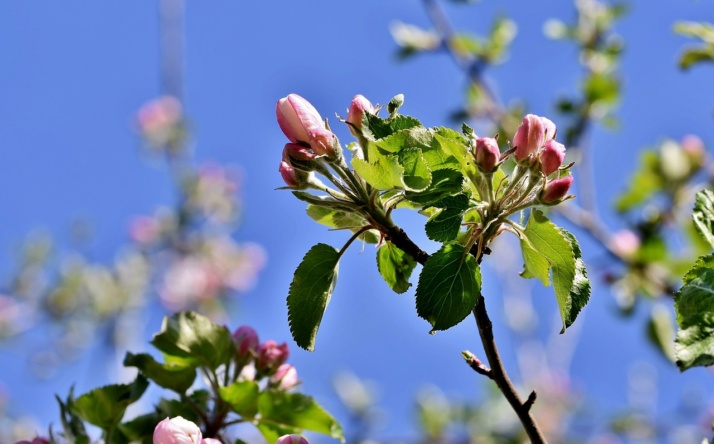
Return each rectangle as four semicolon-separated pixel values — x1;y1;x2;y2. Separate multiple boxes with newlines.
276;435;309;444
15;438;49;444
232;325;259;360
347;95;375;136
609;230;640;258
276;94;324;144
153;416;202;444
256;340;290;375
279;161;301;188
513;114;558;162
539;139;566;176
283;143;316;162
201;439;222;444
473;137;501;173
539;176;573;204
270;364;299;390
308;127;337;157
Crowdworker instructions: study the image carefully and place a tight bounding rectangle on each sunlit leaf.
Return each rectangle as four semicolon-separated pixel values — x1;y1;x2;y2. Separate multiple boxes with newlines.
377;242;418;294
693;189;714;248
258;390;344;441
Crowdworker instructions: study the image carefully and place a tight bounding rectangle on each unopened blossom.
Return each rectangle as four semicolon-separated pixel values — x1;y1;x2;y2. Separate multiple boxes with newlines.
201;439;222;444
270;364;299;390
307;126;337;157
232;325;259;360
153;416;202;444
256;340;290;375
609;230;640;258
473;137;500;173
513;115;556;162
15;438;49;444
283;143;317;162
276;94;324;145
276;435;309;444
539;176;573;204
539;139;566;176
279;158;302;188
347;95;375;135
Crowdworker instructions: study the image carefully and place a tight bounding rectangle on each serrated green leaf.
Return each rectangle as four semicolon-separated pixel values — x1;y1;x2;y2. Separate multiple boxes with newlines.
352;156;405;191
151;311;235;371
376;242;418;294
416;244;481;331
123;352;195;394
219;381;261;417
374;127;433;153
257;422;300;444
519;235;550;286
305;205;379;244
683;253;714;284
693;189;714;248
363;113;421;141
72;376;149;430
434;130;479;194
675;267;714;370
404;169;464;206
424;194;470;242
118;412;160;444
399;148;432;191
287;244;340;351
258;390;344;441
157;398;202;424
522;210;590;332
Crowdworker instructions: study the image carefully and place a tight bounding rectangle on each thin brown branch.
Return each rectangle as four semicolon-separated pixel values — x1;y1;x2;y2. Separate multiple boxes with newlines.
473;297;547;443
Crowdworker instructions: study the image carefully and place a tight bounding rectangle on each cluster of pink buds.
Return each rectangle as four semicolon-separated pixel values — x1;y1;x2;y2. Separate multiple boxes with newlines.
276;93;377;189
231;326;298;387
511;114;572;204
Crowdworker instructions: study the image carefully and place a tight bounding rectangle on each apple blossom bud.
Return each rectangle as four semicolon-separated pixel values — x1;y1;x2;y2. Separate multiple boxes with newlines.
513;115;545;162
308;127;337;157
279;160;303;189
256;340;290;375
541;117;557;141
539;176;573;204
539;139;566;175
276;94;324;144
609;230;640;258
473;137;500;173
15;438;49;444
201;439;222;444
232;325;259;360
347;95;375;136
153;416;202;444
276;435;309;444
270;364;299;390
283;143;316;162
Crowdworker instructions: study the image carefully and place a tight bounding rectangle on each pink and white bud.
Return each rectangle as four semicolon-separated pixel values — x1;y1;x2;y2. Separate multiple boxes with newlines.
15;438;49;444
539;176;573;204
279;160;302;189
513;115;545;162
541;117;557;141
276;435;309;444
283;143;316;162
308;127;337;157
232;325;259;360
276;94;324;144
256;340;290;375
347;95;375;136
539;139;566;175
473;137;501;173
153;416;202;444
270;364;299;390
201;439;222;444
609;230;640;258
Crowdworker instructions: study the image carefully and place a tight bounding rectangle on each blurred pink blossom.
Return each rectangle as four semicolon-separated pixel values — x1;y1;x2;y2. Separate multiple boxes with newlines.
136;96;183;148
609;230;640;258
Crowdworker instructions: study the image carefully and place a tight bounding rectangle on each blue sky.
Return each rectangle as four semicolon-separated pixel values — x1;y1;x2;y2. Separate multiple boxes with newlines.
1;1;714;441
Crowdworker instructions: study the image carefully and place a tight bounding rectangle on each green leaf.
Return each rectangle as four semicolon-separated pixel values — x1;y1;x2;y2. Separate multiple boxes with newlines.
352;156;405;191
123;352;195;394
257;390;344;441
219;381;261;417
151;311;235;371
305;205;379;244
519;234;550;286
363;113;421;141
679;47;714;70
615;151;663;212
157;397;203;424
646;305;676;363
287;244;340;351
675;267;714;370
425;194;469;242
399;148;432;191
56;389;90;444
257;423;300;444
72;376;149;430
376;242;418;293
404;169;464;206
693;189;714;248
373;127;433;153
415;244;481;332
521;210;591;332
118;413;161;444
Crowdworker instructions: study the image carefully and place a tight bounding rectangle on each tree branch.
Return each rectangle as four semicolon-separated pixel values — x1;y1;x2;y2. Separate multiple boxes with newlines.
473;297;547;443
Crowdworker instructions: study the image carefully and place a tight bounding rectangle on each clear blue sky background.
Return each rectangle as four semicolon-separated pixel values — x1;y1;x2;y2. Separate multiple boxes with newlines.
1;1;713;441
